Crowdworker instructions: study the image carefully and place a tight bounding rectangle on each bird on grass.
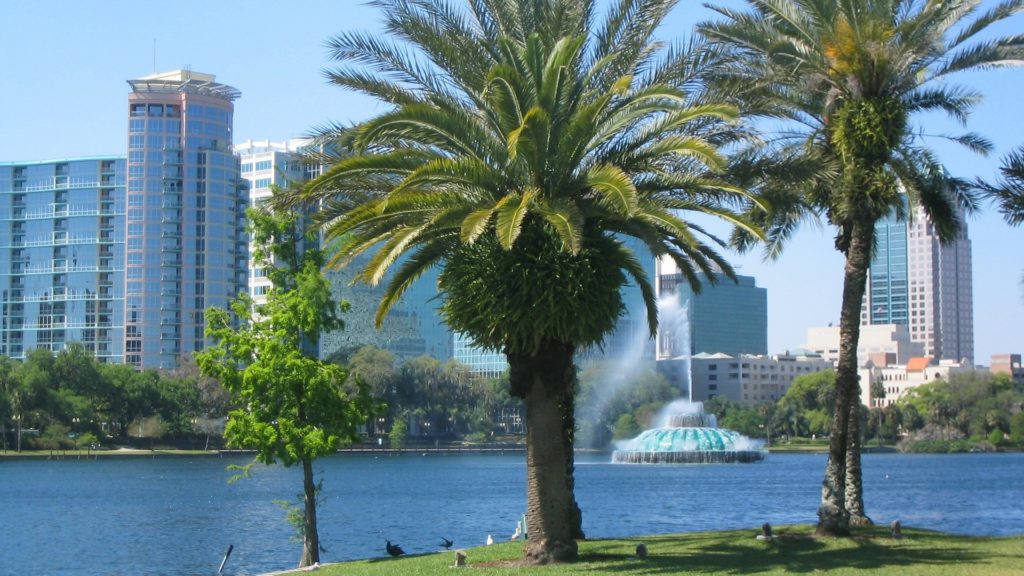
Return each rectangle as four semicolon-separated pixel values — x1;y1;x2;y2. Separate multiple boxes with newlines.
440;537;453;550
386;540;406;557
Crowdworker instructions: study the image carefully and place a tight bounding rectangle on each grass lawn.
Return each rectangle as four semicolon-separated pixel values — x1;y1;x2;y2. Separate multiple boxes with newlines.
302;525;1023;576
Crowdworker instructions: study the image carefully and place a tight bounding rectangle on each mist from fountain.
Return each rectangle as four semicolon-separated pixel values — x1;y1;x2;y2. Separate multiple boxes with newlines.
611;293;766;464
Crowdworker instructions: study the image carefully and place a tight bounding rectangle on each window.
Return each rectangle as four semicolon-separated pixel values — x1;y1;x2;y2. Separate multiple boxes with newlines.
240;163;252;173
254;160;272;171
254;178;272;189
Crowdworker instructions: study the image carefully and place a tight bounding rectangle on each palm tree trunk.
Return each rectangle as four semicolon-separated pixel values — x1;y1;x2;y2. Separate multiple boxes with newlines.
509;342;579;564
559;382;585;540
818;219;873;535
845;401;872;525
299;458;320;568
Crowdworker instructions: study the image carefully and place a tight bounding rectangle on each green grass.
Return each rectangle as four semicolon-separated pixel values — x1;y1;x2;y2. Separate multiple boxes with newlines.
304;525;1024;576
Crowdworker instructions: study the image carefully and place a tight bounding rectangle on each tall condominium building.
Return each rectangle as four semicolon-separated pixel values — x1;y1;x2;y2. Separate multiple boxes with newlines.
235;139;310;307
657;262;768;359
124;70;248;369
862;205;973;363
0;158;126;361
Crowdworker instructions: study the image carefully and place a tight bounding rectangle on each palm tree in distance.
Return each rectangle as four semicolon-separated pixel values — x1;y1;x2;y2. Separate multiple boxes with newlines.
701;0;1024;534
284;0;763;563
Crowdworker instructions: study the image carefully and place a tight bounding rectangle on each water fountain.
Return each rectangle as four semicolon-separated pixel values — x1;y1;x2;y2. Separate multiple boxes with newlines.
611;399;766;463
611;290;766;464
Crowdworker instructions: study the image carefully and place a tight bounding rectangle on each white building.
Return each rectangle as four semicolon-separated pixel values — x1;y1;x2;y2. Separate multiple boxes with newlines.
804;323;924;366
860;356;974;408
659;351;833;405
234;139;310;307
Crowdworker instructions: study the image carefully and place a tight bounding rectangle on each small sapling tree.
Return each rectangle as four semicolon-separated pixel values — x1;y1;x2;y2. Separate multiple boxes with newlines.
197;200;372;568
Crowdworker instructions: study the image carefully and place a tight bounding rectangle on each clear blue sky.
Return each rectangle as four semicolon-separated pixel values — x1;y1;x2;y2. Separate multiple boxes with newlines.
1;0;1020;364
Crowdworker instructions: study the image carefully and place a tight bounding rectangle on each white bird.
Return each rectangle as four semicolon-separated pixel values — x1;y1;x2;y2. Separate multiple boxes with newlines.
486;534;494;545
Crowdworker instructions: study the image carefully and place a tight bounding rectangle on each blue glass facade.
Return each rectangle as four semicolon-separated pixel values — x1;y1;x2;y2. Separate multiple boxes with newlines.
868;212;909;325
658;272;767;356
0;158;126;361
125;71;248;369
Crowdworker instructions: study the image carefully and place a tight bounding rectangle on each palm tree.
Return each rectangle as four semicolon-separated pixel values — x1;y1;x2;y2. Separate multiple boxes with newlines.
978;146;1024;224
700;0;1024;534
286;0;761;563
977;145;1024;295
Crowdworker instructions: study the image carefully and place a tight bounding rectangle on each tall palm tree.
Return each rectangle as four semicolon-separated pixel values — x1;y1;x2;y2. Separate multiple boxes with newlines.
285;0;762;563
700;0;1024;534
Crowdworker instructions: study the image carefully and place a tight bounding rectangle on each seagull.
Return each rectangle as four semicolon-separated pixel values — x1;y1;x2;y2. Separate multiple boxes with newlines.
386;540;406;557
440;537;453;550
486;534;494;546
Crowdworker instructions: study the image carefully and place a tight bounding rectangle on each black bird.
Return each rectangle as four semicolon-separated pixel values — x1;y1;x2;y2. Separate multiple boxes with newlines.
386;540;406;557
440;537;453;550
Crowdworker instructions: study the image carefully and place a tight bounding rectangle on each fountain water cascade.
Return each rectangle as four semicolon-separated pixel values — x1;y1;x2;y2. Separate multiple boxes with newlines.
611;292;766;464
611;400;766;464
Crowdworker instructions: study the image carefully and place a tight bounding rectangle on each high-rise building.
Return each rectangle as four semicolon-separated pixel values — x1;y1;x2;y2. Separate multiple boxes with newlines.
0;157;126;361
657;264;768;358
124;70;248;369
234;139;309;307
862;205;973;363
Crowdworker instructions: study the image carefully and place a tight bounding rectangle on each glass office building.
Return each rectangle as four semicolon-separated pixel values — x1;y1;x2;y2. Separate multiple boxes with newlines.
0;158;126;361
125;71;248;369
657;270;768;357
863;205;973;363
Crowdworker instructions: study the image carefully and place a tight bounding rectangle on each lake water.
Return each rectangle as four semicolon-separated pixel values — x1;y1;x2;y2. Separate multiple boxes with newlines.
1;451;1021;575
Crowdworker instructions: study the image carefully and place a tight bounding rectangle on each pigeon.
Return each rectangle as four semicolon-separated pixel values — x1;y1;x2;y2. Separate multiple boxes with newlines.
440;537;453;550
386;540;406;557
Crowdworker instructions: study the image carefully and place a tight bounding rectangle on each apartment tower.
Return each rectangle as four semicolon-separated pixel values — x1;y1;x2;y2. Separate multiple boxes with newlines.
125;70;248;369
0;158;126;361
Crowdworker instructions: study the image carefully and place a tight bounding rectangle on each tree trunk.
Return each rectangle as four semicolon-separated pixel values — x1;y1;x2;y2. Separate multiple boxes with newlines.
509;342;579;564
818;218;873;536
299;458;320;568
559;382;585;540
845;401;872;526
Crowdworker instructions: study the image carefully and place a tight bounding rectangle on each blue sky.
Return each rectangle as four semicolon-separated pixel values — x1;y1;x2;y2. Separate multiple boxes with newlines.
1;0;1020;364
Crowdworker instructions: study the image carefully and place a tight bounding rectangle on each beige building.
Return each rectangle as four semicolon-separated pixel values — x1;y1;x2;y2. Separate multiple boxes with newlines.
860;356;974;408
804;324;924;366
990;354;1024;385
659;351;833;405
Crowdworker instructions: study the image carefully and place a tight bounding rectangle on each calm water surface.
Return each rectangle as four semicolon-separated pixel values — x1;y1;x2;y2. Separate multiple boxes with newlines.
1;452;1021;575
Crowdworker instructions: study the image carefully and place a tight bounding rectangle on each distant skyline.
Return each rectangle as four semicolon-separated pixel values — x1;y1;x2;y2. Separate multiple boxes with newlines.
1;0;1021;364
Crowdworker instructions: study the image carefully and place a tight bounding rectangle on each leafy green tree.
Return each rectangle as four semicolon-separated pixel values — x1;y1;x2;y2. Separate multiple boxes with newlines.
701;0;1024;533
292;3;760;560
1010;412;1024;446
197;202;373;569
389;416;409;450
612;413;641;440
